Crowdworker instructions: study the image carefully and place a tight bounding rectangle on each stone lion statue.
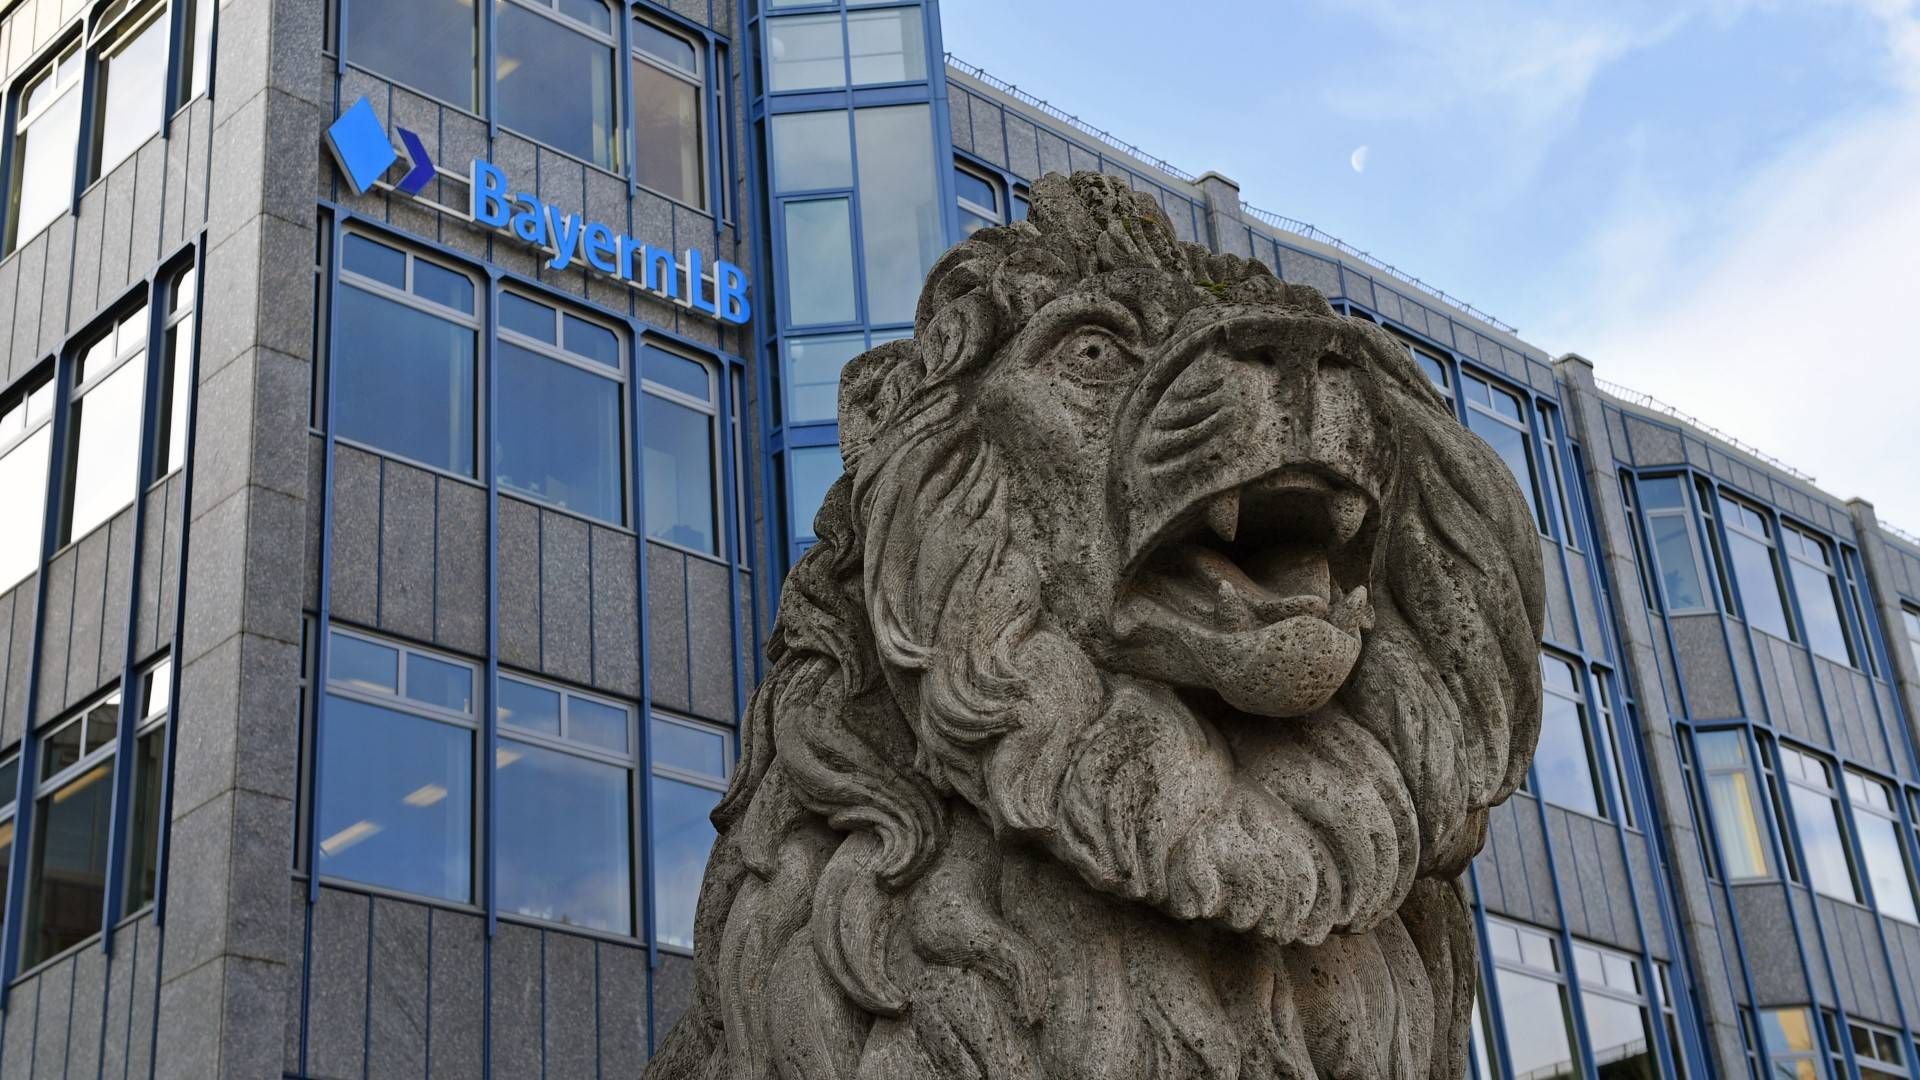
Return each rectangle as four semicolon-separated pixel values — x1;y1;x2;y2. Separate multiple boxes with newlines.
650;172;1546;1080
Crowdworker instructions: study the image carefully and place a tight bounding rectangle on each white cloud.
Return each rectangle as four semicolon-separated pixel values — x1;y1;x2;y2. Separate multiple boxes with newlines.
1549;1;1920;528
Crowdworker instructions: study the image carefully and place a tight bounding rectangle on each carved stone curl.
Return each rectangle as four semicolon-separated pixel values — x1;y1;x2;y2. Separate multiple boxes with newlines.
649;172;1546;1080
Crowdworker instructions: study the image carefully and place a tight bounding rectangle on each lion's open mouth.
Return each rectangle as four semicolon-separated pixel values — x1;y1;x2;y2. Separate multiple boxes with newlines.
1110;467;1379;717
1127;468;1377;636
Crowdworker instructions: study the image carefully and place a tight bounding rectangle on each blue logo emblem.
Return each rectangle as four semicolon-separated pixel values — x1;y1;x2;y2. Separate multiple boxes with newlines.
325;98;435;197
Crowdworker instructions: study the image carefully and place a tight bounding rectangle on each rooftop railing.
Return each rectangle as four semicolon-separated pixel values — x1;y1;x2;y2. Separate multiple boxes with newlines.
944;54;1519;338
1595;378;1819;485
1238;203;1520;335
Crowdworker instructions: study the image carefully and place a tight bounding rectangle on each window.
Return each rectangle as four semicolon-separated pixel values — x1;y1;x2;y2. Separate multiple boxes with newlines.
495;292;626;525
496;674;634;934
1720;495;1794;641
1639;476;1712;613
1537;406;1577;547
1693;730;1775;879
1461;371;1545;533
0;752;18;934
24;688;121;968
152;265;195;478
1783;525;1856;666
495;0;618;170
1759;1008;1827;1080
1470;992;1501;1080
1847;1019;1907;1080
1485;917;1580;1080
315;629;475;903
651;714;728;950
1411;347;1452;402
1619;475;1659;610
781;198;857;326
0;369;56;590
955;162;1002;237
768;111;858;327
641;346;722;555
343;0;479;111
1534;653;1605;818
854;104;940;326
1779;744;1860;902
846;6;925;84
123;657;170;911
1594;673;1634;827
783;333;862;425
790;444;841;544
63;304;148;545
8;42;83;251
332;233;478;475
1655;965;1690;1080
766;13;843;92
1904;607;1920;677
631;16;706;208
89;0;170;179
1846;770;1917;921
177;0;213;101
1573;940;1658;1080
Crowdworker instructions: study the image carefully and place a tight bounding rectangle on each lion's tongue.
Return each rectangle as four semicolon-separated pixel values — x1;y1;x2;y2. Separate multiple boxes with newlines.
1188;545;1329;624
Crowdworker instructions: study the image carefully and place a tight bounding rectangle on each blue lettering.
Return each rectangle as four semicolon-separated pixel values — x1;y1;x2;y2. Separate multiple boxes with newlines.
545;204;584;271
686;249;718;315
717;260;750;325
642;246;679;299
617;233;644;282
583;224;618;274
471;160;510;226
510;195;546;245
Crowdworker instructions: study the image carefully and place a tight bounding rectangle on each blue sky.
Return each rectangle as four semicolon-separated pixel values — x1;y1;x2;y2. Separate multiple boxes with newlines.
941;0;1920;529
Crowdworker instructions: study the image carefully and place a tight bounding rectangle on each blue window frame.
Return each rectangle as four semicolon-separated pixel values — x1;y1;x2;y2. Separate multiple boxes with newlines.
1573;939;1661;1080
1692;730;1775;880
316;628;477;904
6;41;83;253
1782;523;1856;667
1485;917;1581;1080
650;713;729;951
789;443;841;544
641;345;723;555
495;672;635;934
62;303;148;547
631;14;709;209
495;291;628;525
1718;494;1794;642
1461;371;1545;534
23;686;121;969
1845;769;1917;923
332;232;480;477
1638;476;1714;614
1778;743;1859;903
1533;652;1606;819
122;658;170;914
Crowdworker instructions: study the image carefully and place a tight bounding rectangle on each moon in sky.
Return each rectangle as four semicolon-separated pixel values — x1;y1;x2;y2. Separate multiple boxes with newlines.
1350;145;1370;173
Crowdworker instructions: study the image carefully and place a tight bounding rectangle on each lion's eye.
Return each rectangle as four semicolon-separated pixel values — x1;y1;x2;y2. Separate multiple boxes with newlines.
1057;329;1134;386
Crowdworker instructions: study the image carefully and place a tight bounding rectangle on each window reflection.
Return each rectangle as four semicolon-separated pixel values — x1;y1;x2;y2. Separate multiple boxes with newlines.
1720;496;1794;641
790;445;841;543
641;347;721;555
8;43;83;251
1783;525;1855;666
334;238;478;476
1488;918;1579;1080
632;17;706;207
495;738;631;933
767;13;844;91
91;2;170;179
1846;770;1917;922
853;105;940;327
317;695;474;902
65;308;149;545
1778;745;1858;902
1534;653;1604;818
1462;372;1545;533
344;0;479;110
495;0;618;170
496;295;626;525
1694;731;1774;879
782;199;858;326
651;712;729;952
784;334;863;424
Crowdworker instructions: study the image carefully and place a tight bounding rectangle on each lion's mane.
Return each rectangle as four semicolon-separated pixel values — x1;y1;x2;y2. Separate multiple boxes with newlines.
649;174;1545;1080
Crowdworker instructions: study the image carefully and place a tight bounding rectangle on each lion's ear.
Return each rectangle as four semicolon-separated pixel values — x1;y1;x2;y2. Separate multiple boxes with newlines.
838;339;926;469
